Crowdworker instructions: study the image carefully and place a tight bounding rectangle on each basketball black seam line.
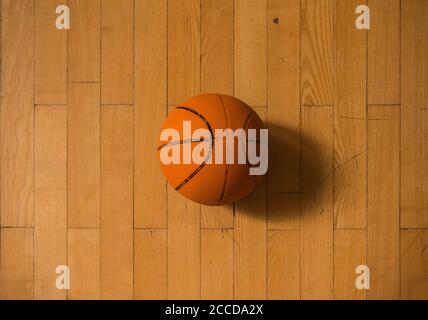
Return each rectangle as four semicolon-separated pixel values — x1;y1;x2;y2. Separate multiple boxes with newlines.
174;106;215;191
217;94;230;204
158;137;213;151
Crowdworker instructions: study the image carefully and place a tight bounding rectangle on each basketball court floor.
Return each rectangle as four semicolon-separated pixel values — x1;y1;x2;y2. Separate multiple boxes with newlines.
0;0;427;299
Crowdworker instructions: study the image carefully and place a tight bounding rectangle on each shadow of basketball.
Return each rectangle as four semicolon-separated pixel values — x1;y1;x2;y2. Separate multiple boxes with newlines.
234;122;328;222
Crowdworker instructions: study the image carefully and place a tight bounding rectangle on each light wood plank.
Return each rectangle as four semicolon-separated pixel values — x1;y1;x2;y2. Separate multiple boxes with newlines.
201;229;234;299
301;0;334;106
134;229;167;300
367;105;400;299
101;0;133;104
35;0;67;104
34;106;67;300
334;229;366;300
267;0;300;230
401;0;428;228
401;229;428;299
168;0;200;105
134;0;167;228
67;228;100;300
301;106;333;299
0;228;34;299
368;0;400;105
200;0;234;229
68;83;100;228
235;0;267;106
234;179;267;299
201;0;233;95
168;188;201;299
267;230;300;300
1;0;34;227
100;105;133;299
68;0;100;82
333;0;366;229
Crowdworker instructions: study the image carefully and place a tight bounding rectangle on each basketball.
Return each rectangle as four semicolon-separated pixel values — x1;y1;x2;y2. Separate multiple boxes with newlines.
158;94;267;206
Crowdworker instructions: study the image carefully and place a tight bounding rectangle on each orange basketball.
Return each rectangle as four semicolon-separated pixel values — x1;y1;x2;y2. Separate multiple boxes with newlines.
158;94;266;206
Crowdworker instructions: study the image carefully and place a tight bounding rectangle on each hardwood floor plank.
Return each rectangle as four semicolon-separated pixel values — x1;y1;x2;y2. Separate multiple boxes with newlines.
334;229;366;300
267;230;300;299
401;0;428;228
1;0;34;227
101;0;133;104
301;0;333;106
333;0;367;229
201;0;233;95
368;0;400;105
267;0;300;230
0;228;34;299
201;229;234;299
67;228;100;300
68;0;100;82
68;83;100;228
34;106;67;300
401;229;428;299
301;106;333;299
100;105;133;299
134;229;167;299
168;188;201;299
234;180;267;299
134;0;167;228
168;0;200;105
35;0;67;104
367;105;400;299
235;0;267;106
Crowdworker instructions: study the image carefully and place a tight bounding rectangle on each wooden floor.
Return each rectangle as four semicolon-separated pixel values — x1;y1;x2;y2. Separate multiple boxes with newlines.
0;0;427;300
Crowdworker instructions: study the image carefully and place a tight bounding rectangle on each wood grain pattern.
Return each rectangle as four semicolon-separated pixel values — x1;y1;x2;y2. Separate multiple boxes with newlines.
134;229;167;300
0;228;34;299
401;229;428;299
67;229;100;300
333;0;366;229
267;230;300;299
35;0;67;104
401;0;428;228
168;188;201;299
301;106;333;300
301;0;333;106
368;0;400;105
1;0;34;227
235;0;267;106
234;180;267;299
68;0;100;82
201;229;234;299
134;0;167;228
68;0;101;82
367;105;400;299
34;106;67;300
201;0;233;95
101;0;133;104
168;0;200;105
68;83;100;228
100;106;133;299
334;229;366;300
267;0;300;230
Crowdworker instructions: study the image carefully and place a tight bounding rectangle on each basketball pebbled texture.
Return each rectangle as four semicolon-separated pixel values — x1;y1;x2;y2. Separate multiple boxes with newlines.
158;94;265;206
